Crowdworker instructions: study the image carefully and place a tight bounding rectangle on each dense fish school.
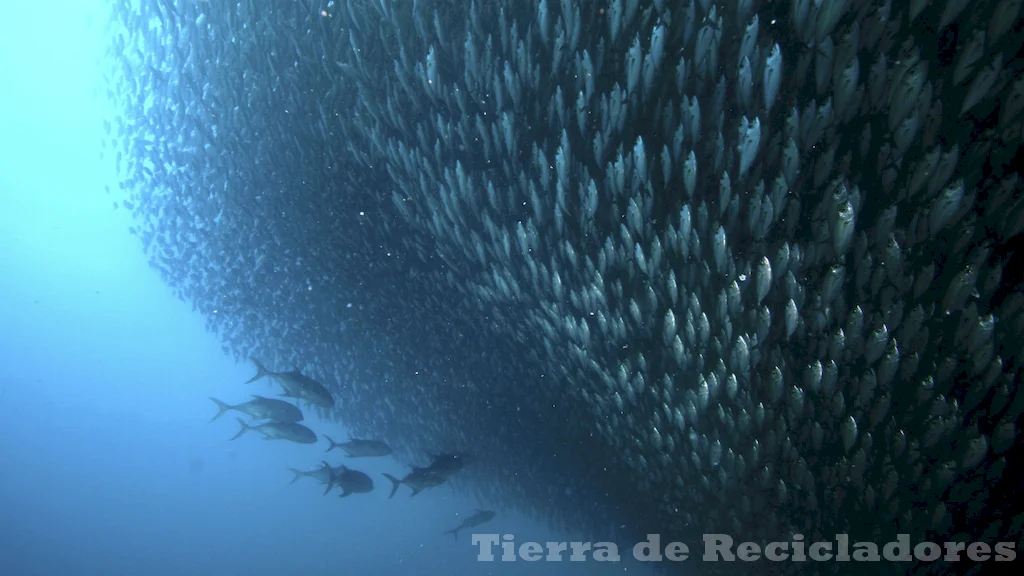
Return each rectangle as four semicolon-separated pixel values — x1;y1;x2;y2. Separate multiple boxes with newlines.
105;0;1024;574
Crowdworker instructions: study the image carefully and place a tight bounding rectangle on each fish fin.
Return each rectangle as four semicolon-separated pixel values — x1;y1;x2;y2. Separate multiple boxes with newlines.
208;398;234;423
245;358;270;384
445;528;458;541
229;418;250;441
339;489;351;498
410;486;424;498
250;394;266;400
382;473;401;499
286;468;306;485
324;435;340;453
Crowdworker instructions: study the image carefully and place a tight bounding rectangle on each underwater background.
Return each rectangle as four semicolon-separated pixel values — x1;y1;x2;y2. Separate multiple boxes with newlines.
3;1;1024;576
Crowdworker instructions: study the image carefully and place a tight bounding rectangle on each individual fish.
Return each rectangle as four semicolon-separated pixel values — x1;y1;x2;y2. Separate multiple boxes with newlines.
444;509;496;541
324;435;393;457
286;463;335;486
382;468;447;498
229;418;317;444
245;358;335;409
208;395;304;423
324;462;374;497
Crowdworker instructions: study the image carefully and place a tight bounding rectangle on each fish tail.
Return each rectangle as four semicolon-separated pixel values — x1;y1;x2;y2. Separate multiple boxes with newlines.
382;473;401;499
286;468;307;485
245;358;270;384
208;398;234;423
230;418;251;441
321;461;335;495
324;434;340;453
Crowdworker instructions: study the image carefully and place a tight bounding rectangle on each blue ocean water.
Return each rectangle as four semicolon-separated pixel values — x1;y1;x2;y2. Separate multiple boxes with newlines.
0;3;661;575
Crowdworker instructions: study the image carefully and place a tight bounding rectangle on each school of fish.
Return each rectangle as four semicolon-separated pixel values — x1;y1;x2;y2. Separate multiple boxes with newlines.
103;1;1024;574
